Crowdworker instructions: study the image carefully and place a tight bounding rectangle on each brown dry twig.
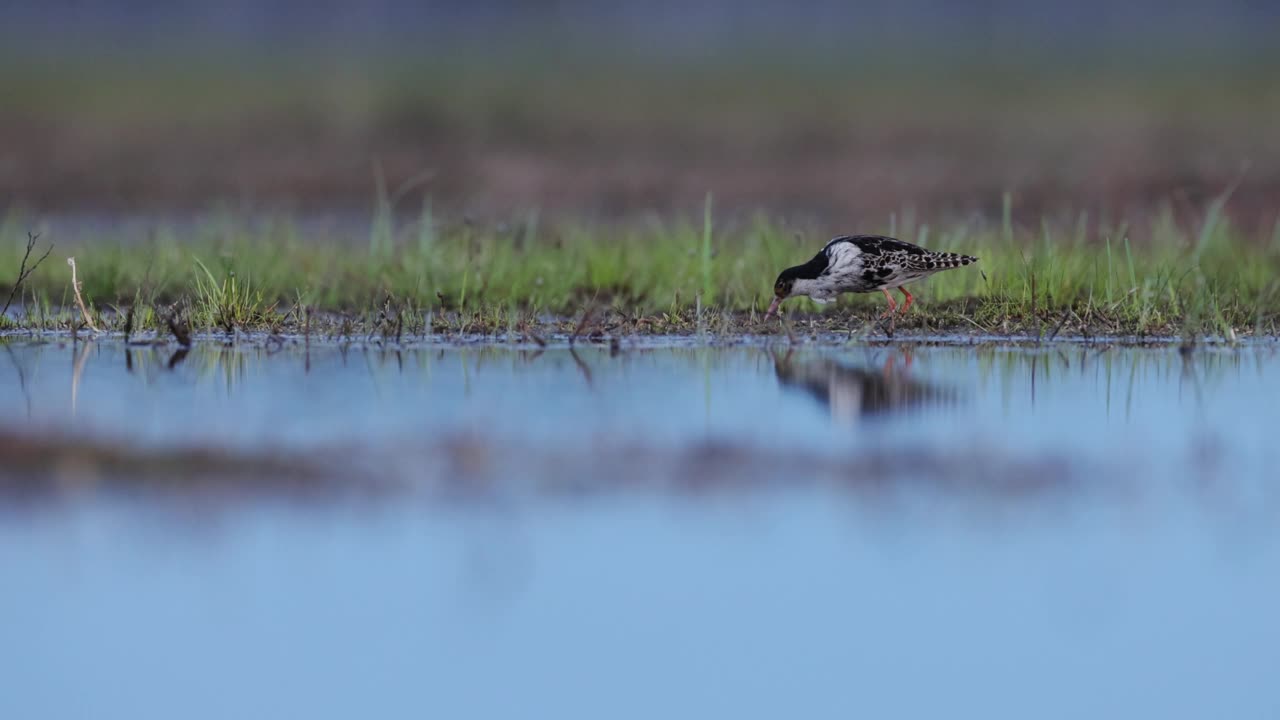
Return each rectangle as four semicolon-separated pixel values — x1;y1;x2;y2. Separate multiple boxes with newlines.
570;304;597;345
2;232;54;318
66;257;100;332
167;306;192;347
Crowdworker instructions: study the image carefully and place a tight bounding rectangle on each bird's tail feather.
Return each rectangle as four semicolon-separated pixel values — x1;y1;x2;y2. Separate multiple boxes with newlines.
932;252;978;268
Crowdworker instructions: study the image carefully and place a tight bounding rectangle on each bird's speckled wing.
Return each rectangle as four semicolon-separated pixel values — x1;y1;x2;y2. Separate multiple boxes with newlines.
829;235;975;288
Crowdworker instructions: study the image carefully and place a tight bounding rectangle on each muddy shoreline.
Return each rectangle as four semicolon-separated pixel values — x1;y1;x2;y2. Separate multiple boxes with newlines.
3;310;1273;347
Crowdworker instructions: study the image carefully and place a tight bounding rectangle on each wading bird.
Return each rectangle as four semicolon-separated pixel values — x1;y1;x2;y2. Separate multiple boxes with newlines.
765;235;977;319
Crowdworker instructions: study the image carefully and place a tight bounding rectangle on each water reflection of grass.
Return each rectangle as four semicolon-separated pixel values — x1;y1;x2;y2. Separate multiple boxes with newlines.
970;343;1276;421
3;196;1279;339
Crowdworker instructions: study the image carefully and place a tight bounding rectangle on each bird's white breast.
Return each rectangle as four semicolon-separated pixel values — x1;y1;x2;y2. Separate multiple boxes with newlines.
794;278;837;301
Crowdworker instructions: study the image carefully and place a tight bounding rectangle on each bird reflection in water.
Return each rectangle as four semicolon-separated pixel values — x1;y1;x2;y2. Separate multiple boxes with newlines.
772;348;957;426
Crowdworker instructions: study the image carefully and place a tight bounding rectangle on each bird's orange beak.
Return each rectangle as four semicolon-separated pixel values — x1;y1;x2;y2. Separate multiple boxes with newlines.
765;296;781;320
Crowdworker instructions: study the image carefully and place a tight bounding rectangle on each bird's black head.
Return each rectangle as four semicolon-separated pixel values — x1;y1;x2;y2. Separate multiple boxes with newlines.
773;271;796;300
766;249;828;319
773;261;822;299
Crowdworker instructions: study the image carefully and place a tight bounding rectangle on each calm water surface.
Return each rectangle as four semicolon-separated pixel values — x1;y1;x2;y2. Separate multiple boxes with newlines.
2;339;1278;719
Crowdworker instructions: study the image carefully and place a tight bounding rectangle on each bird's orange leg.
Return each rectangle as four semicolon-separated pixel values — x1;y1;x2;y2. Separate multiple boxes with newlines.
879;288;898;318
898;287;915;315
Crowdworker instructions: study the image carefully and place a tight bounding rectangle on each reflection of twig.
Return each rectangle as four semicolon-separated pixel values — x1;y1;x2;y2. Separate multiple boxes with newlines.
4;344;33;418
71;338;93;416
1029;351;1036;409
303;303;311;374
569;346;593;389
167;347;190;370
1179;351;1205;410
66;257;100;332
2;232;53;318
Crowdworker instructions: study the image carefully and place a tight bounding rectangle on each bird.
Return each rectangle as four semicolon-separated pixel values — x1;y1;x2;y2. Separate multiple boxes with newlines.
765;235;978;319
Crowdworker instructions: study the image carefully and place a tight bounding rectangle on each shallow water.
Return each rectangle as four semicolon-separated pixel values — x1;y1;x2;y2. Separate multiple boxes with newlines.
3;338;1279;719
4;338;1277;460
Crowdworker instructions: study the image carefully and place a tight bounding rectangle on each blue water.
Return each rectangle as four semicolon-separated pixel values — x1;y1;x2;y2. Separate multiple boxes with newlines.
3;340;1277;463
2;339;1279;719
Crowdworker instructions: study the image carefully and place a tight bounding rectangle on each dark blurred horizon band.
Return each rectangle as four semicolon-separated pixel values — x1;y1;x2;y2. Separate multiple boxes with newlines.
5;0;1280;48
2;1;1278;229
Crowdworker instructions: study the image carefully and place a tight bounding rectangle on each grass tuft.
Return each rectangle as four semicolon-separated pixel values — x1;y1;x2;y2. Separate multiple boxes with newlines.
192;257;267;334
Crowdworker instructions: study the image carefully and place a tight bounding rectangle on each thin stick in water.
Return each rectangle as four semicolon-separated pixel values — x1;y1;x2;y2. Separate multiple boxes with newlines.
66;257;100;332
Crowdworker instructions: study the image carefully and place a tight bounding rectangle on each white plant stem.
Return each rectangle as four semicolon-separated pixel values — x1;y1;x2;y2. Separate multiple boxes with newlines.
67;257;100;333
